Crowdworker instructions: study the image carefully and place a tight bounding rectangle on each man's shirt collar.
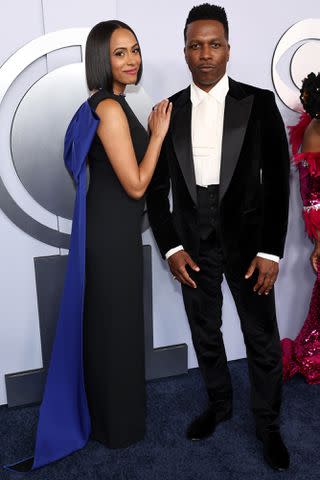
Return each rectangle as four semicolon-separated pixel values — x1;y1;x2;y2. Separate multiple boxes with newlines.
190;73;229;106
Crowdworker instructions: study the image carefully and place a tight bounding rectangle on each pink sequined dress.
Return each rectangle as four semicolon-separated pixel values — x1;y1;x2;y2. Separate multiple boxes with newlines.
281;113;320;384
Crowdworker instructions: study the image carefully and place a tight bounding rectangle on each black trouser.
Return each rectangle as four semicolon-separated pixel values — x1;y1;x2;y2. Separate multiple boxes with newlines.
181;186;282;430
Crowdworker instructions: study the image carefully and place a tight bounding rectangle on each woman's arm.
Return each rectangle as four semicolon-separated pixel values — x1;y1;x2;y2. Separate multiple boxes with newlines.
310;234;320;272
302;126;320;272
95;98;172;199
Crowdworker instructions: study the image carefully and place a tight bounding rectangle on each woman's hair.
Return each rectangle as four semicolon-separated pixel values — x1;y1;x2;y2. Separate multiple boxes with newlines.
300;72;320;119
85;20;143;92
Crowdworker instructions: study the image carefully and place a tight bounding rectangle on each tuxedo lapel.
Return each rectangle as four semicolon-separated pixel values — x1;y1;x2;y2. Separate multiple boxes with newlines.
171;89;197;205
219;86;254;201
170;81;253;205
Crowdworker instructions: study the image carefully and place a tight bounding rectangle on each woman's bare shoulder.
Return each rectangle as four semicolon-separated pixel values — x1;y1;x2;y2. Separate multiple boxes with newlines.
95;98;126;122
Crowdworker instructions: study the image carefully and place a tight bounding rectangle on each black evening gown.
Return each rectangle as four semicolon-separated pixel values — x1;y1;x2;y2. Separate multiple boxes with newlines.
83;90;148;448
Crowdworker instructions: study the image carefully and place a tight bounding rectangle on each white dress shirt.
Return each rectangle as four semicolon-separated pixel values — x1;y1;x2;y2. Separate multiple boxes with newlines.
165;74;279;263
191;74;228;186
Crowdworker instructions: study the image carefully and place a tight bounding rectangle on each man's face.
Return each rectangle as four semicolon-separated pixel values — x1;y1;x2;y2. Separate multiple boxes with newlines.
184;19;230;92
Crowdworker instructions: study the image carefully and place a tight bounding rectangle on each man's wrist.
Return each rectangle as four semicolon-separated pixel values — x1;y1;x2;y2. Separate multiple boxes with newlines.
257;252;280;263
165;245;184;260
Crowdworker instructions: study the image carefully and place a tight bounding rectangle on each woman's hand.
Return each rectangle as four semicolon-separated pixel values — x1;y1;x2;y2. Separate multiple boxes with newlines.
310;242;320;272
148;99;172;140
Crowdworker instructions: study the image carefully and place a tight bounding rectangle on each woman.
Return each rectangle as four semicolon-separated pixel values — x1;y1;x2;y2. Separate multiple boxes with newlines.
282;72;320;384
6;20;171;471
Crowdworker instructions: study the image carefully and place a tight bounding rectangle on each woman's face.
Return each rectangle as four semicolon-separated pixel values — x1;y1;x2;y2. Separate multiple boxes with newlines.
109;28;141;94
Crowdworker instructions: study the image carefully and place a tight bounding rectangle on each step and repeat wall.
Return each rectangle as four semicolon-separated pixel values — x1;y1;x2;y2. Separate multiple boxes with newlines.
0;0;319;405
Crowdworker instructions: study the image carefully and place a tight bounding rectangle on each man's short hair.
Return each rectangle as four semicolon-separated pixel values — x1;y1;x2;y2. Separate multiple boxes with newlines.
184;3;229;42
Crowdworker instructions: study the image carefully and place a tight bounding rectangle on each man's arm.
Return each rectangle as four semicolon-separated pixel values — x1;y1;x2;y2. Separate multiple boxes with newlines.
259;91;290;256
245;91;290;295
146;134;182;258
146;135;200;288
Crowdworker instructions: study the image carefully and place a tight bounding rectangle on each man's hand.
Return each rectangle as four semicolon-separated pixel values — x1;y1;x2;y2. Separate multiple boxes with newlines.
310;243;320;272
245;256;279;295
168;250;200;288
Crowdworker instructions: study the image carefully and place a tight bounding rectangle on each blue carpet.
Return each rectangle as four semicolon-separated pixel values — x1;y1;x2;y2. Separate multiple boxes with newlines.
1;359;320;480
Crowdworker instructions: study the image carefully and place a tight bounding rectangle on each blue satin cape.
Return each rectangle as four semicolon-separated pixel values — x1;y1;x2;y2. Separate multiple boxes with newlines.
5;101;99;471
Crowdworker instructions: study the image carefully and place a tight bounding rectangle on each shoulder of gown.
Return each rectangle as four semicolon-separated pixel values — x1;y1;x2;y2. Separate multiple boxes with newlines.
64;100;100;182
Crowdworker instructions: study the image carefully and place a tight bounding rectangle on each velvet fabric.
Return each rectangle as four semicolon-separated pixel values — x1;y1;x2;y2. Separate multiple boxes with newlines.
146;77;290;430
146;78;290;267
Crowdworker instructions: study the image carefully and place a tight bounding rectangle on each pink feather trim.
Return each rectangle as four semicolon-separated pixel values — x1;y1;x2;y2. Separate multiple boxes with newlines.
289;113;320;174
288;112;312;156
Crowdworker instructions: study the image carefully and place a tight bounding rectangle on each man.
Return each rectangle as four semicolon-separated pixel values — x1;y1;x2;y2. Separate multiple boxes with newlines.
147;3;290;471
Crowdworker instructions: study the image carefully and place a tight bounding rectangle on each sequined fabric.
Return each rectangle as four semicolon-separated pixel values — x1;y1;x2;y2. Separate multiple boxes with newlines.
298;155;320;239
282;268;320;384
281;114;320;384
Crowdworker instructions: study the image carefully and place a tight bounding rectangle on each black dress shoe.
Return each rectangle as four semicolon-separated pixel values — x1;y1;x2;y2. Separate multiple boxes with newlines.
256;426;290;471
186;405;232;440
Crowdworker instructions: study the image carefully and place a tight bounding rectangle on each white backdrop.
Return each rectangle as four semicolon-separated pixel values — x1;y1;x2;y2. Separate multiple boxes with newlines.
0;0;320;405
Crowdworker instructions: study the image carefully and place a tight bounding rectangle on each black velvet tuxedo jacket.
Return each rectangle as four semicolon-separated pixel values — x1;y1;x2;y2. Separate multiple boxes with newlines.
146;78;290;268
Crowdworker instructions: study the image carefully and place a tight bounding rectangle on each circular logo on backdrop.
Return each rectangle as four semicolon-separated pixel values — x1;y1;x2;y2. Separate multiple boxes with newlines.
272;18;320;112
0;29;152;248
